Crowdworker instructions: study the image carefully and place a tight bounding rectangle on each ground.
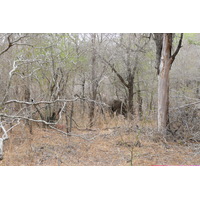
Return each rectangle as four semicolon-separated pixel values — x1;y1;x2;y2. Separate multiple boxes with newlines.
0;117;200;166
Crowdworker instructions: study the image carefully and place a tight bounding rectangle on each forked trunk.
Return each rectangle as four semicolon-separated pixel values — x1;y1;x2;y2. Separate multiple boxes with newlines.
155;33;183;134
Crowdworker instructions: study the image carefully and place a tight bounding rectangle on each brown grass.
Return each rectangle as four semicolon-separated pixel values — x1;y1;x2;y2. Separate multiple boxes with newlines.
0;116;199;166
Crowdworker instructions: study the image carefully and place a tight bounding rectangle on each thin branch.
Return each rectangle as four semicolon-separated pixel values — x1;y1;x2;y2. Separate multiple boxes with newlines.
6;119;21;133
0;122;8;140
2;97;110;111
0;102;66;126
170;101;200;110
9;60;18;78
49;125;100;141
13;43;33;47
12;34;27;44
100;56;129;88
171;33;183;62
0;34;28;56
2;97;79;106
0;113;57;125
0;119;21;160
0;34;13;56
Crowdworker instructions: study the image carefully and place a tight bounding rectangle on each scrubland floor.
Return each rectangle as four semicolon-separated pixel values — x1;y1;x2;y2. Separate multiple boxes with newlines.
0;117;200;166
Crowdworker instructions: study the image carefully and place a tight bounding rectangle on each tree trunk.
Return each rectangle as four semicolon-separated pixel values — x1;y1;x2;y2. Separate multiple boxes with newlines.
24;66;33;134
158;65;170;134
154;34;163;75
156;33;183;134
89;33;97;127
81;76;86;117
127;82;134;118
157;34;172;134
137;89;143;120
69;101;74;132
196;80;200;98
65;105;69;133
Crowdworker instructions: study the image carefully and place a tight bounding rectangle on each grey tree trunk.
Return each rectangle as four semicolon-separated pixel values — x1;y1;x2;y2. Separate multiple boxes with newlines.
157;33;183;134
157;34;171;133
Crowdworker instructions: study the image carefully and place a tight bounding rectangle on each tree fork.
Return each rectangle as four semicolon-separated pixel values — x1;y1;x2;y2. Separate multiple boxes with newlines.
157;33;183;134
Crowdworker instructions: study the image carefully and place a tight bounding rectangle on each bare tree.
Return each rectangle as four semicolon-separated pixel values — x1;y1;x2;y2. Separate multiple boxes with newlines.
101;33;150;118
88;34;107;127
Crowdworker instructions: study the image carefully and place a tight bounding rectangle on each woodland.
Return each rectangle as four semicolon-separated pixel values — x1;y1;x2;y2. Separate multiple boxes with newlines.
0;33;199;166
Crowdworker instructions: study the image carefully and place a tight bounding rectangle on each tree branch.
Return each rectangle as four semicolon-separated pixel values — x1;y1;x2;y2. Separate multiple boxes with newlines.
0;34;28;56
100;56;129;88
171;33;183;62
2;97;79;106
0;102;66;125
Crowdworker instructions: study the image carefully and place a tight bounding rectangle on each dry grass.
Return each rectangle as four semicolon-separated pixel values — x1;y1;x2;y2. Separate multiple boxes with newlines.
0;116;200;166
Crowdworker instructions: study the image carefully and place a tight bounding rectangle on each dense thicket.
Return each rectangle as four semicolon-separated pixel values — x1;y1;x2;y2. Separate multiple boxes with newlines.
0;33;199;157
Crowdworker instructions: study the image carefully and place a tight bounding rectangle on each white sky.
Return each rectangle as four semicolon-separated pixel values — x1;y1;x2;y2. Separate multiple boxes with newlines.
1;0;199;33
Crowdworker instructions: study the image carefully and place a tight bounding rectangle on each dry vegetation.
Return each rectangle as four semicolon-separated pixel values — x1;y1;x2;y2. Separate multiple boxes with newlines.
1;115;199;166
0;33;200;166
